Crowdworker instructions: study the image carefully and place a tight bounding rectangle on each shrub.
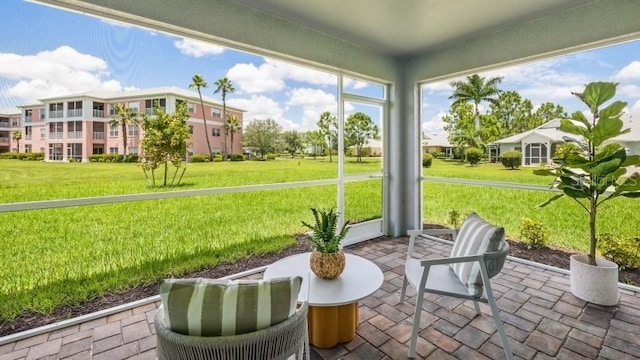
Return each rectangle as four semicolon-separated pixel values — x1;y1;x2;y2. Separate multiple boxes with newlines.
0;152;44;161
499;150;522;169
229;154;245;161
123;154;139;163
266;153;276;160
190;154;209;163
422;153;433;168
447;210;461;229
213;155;223;162
519;218;548;250
434;151;445;159
598;233;640;270
88;154;100;162
465;147;483;166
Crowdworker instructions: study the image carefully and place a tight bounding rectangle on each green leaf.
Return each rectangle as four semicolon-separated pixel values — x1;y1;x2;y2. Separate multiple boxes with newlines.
596;143;623;162
621;155;640;167
591;157;622;179
563;153;589;167
583;82;616;111
593;117;623;146
621;192;640;198
537;193;564;208
560;119;589;139
570;112;590;128
533;169;555;176
598;100;627;121
611;173;640;197
596;168;626;194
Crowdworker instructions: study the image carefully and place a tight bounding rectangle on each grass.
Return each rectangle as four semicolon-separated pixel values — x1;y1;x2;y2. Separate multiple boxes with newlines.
0;157;637;323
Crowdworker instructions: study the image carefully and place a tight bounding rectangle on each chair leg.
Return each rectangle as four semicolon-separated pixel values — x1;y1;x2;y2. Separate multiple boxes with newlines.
304;324;310;360
408;269;430;358
480;264;513;360
473;300;481;315
400;274;408;302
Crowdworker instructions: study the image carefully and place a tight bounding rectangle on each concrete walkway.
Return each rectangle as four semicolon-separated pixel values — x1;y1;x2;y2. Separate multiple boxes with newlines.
1;236;639;359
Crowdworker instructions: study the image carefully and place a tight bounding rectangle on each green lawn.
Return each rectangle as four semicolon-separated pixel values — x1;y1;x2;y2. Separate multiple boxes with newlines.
0;157;636;323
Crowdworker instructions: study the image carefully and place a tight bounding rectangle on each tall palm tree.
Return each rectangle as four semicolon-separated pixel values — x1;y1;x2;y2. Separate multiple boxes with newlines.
11;130;21;152
214;77;235;159
189;74;213;161
449;74;503;132
225;114;242;156
109;104;139;157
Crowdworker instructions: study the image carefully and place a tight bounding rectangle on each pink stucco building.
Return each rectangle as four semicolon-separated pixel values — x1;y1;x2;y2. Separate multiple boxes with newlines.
10;86;243;162
0;108;22;153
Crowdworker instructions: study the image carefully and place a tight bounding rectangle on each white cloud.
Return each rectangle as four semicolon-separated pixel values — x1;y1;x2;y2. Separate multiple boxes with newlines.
287;88;337;131
422;111;447;134
0;46;122;104
173;38;224;58
227;58;336;94
226;95;285;125
613;61;640;81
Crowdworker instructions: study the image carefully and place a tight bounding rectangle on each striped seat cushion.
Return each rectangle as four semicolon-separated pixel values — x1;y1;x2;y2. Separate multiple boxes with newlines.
450;212;504;296
159;276;302;336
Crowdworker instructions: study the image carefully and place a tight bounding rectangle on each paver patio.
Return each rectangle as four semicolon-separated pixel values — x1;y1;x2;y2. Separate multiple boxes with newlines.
1;236;639;360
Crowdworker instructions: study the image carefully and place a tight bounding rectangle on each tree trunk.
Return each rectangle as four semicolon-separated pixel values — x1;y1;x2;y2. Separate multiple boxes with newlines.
589;198;597;266
198;90;213;161
122;123;128;159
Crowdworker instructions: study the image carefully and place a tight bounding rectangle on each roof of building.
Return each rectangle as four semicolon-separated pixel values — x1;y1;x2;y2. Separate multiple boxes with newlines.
28;86;245;112
0;108;21;116
423;133;453;147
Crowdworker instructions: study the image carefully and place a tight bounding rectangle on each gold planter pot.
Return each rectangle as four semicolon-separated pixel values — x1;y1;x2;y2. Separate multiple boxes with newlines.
310;250;346;279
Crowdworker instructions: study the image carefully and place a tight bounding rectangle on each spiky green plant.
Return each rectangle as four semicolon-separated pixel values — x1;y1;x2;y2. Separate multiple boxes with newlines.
301;207;349;253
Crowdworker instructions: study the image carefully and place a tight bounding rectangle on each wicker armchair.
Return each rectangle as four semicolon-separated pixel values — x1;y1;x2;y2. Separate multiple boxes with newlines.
155;301;309;360
400;217;513;359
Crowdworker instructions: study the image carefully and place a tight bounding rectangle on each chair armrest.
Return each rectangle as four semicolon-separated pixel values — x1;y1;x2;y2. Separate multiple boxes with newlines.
419;254;483;267
407;228;458;259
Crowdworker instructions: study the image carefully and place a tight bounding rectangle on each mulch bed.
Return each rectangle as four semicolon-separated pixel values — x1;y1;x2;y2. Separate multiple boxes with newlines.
1;230;639;338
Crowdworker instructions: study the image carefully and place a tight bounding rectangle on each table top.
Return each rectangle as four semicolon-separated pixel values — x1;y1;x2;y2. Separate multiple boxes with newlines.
263;252;384;306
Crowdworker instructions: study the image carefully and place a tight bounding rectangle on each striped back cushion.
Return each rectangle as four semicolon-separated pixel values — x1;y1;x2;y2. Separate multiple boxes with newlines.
159;276;302;336
450;212;504;296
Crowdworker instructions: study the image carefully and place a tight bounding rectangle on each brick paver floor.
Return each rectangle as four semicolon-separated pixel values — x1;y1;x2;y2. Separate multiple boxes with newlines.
1;236;639;359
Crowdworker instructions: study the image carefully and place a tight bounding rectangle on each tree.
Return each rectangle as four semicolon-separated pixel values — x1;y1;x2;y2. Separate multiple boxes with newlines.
305;130;325;159
243;118;281;159
345;112;379;162
317;111;337;162
140;102;190;187
11;130;21;152
532;102;567;126
282;130;304;157
109;103;139;158
225;114;242;156
189;74;213;161
449;74;503;132
214;77;236;159
488;90;533;136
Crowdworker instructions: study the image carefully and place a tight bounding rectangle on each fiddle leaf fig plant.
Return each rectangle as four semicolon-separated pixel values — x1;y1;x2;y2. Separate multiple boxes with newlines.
535;82;640;266
301;207;349;253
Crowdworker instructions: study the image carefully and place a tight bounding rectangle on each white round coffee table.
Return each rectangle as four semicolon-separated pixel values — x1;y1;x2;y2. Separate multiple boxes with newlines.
264;252;383;348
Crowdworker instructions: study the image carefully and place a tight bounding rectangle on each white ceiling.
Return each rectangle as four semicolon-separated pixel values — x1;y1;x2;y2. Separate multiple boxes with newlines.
231;0;592;56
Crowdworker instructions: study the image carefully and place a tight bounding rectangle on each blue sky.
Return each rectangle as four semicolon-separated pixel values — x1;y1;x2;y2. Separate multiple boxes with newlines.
2;0;640;135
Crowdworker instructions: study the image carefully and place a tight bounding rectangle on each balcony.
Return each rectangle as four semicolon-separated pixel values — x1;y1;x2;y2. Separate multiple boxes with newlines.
145;107;166;115
0;138;9;144
93;109;105;118
0;236;638;359
93;131;105;140
67;131;83;139
24;135;32;141
67;109;83;117
24;116;33;124
49;132;63;140
0;122;9;128
49;110;63;119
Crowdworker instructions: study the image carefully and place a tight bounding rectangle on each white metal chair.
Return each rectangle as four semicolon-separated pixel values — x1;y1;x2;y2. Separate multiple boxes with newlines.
400;219;513;359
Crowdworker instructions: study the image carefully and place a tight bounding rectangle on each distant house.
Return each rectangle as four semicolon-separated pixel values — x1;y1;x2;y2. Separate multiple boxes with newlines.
422;133;455;158
489;118;640;166
0;108;21;153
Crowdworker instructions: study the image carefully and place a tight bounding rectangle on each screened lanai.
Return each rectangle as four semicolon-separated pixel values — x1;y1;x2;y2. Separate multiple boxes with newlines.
36;0;640;239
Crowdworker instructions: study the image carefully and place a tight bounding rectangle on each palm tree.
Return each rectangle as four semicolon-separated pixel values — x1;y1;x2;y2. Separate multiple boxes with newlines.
449;74;503;132
189;74;213;161
11;130;21;152
214;77;236;159
109;103;139;158
225;114;242;157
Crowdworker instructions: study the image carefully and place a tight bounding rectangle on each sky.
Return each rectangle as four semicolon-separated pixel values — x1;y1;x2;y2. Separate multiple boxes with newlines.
2;0;640;136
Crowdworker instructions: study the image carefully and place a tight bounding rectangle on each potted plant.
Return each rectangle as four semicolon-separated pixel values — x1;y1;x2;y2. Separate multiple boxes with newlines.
535;81;640;306
301;207;350;279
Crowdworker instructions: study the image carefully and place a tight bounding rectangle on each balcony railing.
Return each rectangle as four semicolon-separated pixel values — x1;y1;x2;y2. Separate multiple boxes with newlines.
49;132;63;139
93;109;105;118
0;122;9;128
67;109;83;117
67;131;83;139
25;135;32;141
93;132;105;140
24;116;33;123
145;107;166;115
0;138;9;144
49;110;64;119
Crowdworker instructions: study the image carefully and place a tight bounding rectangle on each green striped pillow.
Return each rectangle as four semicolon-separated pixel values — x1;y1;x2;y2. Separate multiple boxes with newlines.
450;212;504;296
159;276;302;336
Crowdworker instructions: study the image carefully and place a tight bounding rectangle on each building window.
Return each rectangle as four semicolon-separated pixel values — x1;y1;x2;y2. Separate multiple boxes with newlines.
67;121;83;139
128;124;138;136
524;143;547;165
128;101;140;113
189;125;193;134
128;147;139;155
40;128;46;140
25;144;32;152
188;103;196;113
109;147;119;154
49;103;63;118
67;101;83;117
212;128;221;137
110;125;119;137
49;122;63;139
39;108;46;119
144;98;166;114
11;117;19;127
49;143;63;161
211;108;221;118
93;145;104;155
67;143;83;161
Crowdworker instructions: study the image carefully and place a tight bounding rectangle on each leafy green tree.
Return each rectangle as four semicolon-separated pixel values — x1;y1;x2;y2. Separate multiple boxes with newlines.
282;130;304;157
243;118;282;159
345;112;379;162
189;74;213;161
225;114;242;156
305;130;326;159
488;90;533;136
109;103;139;158
532;102;567;126
214;77;236;159
449;74;503;132
11;130;21;152
317;111;337;162
140;101;190;187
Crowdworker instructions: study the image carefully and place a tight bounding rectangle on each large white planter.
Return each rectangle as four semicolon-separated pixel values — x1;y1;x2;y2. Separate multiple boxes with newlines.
570;254;619;306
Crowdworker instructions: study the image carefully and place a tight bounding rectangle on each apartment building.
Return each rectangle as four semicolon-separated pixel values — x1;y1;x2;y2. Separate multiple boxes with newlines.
0;108;22;153
12;86;243;162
